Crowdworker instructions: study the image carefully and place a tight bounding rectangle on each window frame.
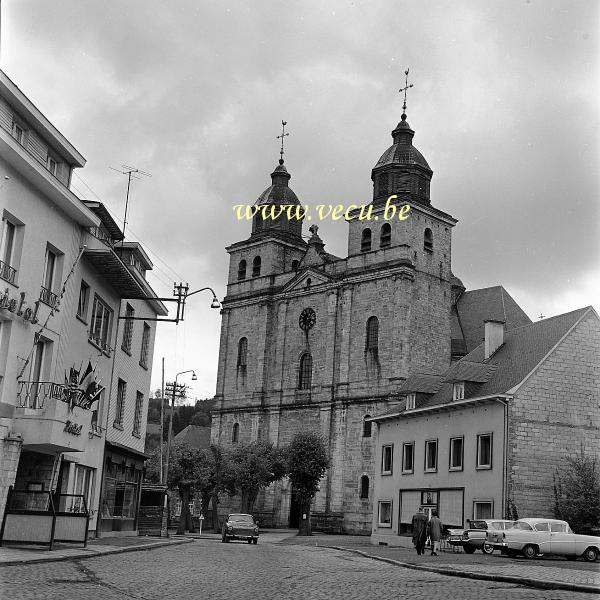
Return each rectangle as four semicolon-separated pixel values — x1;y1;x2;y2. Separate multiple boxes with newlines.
360;228;372;253
12;120;26;146
452;381;465;401
114;378;126;427
402;442;415;474
0;218;18;285
377;500;392;528
237;259;247;281
76;280;90;321
365;316;379;351
362;416;372;438
89;294;113;354
424;438;438;473
360;475;369;500
449;436;464;471
380;223;391;249
424;227;433;252
232;422;239;443
381;444;393;475
121;303;135;354
476;433;493;470
405;393;416;410
132;391;144;437
473;500;493;520
139;322;151;369
237;337;248;368
298;352;312;390
252;256;261;277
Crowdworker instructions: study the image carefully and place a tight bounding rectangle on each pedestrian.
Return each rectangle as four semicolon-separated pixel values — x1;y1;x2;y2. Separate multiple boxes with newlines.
411;507;428;555
428;509;442;556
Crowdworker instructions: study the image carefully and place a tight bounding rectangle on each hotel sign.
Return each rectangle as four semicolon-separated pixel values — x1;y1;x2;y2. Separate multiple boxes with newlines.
63;420;83;436
0;289;40;324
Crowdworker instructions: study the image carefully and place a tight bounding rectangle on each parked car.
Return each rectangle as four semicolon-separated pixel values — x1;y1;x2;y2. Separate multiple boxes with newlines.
491;518;600;561
447;520;516;554
221;513;259;544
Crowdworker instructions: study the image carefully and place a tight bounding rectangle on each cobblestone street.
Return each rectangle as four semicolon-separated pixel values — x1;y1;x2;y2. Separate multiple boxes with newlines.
1;535;596;600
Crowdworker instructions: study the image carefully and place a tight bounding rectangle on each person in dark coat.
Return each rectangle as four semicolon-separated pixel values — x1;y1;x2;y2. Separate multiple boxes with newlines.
411;507;428;555
427;509;443;556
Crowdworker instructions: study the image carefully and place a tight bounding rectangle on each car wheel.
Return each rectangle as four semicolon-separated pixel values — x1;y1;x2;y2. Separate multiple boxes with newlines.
253;538;258;544
481;543;494;555
582;547;599;562
522;544;537;559
463;546;476;554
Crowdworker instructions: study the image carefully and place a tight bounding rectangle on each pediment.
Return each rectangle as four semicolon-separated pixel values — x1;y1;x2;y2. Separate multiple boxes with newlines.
282;268;334;293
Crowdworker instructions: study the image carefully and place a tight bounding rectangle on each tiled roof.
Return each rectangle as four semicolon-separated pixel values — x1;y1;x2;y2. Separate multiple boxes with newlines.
398;374;445;394
443;361;496;383
173;425;211;449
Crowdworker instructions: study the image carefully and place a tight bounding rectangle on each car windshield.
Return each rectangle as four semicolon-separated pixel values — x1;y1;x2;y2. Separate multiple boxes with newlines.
513;522;534;531
470;521;487;530
229;514;254;523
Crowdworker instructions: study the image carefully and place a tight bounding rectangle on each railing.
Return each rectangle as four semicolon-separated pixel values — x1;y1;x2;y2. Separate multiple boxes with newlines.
39;285;59;308
0;259;17;284
17;381;64;409
87;225;114;247
88;332;112;356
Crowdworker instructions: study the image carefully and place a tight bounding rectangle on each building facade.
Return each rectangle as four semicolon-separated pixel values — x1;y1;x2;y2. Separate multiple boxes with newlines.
0;69;165;536
211;108;530;533
369;307;600;546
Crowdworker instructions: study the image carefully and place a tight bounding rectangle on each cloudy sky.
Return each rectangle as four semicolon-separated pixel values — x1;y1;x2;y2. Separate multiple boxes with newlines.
2;1;598;399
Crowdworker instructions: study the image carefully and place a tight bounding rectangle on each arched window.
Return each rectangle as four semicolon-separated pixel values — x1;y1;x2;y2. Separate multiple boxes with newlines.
360;475;369;499
363;416;372;438
291;259;299;271
424;228;433;252
237;337;248;367
232;422;239;443
298;352;312;390
252;256;261;277
380;223;391;249
366;316;379;351
361;228;372;252
237;259;247;281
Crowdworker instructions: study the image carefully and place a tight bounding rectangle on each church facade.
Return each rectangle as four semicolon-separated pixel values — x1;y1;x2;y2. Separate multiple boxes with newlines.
210;108;530;534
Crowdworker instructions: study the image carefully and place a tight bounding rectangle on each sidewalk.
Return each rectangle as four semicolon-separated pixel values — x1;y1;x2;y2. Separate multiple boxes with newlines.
0;534;193;566
282;533;600;595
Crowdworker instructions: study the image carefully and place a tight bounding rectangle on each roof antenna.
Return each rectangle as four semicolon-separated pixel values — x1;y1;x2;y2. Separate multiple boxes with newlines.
399;68;413;121
110;164;151;243
276;120;289;164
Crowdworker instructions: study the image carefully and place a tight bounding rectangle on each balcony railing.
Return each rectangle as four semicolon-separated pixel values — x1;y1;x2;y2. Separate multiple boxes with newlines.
39;285;59;308
0;259;17;284
87;225;114;247
88;332;112;356
17;381;64;409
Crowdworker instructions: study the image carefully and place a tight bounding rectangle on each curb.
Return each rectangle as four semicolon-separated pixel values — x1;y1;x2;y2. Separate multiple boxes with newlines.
326;546;600;595
0;537;194;567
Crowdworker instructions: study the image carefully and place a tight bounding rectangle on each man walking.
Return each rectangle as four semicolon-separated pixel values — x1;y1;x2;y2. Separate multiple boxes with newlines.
428;510;443;556
411;507;428;555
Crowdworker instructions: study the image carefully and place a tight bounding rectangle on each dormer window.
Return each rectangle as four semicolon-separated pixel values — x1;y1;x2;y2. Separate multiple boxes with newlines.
405;393;416;410
453;381;465;401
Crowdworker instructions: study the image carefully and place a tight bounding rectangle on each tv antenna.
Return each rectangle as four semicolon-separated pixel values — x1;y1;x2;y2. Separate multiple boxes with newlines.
110;164;151;240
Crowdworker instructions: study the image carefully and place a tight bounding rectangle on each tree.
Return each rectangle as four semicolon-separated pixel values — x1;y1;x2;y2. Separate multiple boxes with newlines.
203;444;236;532
286;432;330;536
229;440;287;513
553;447;600;534
146;442;215;534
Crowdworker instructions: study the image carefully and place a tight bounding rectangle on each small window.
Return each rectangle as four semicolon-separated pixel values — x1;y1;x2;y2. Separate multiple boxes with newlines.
0;219;17;283
449;436;463;471
77;281;90;319
237;259;247;281
362;416;372;438
42;247;57;292
380;223;391;249
252;256;261;277
361;228;372;252
90;295;113;352
473;501;493;520
360;475;369;499
298;352;312;389
402;442;414;474
121;303;135;354
232;422;239;443
140;322;151;368
133;391;144;436
477;433;493;469
12;121;25;145
47;156;58;176
365;316;379;351
114;378;126;426
405;393;416;410
550;522;566;533
425;439;438;472
424;228;433;252
534;522;550;532
452;382;465;401
237;337;248;368
291;259;299;271
381;444;393;474
378;501;392;527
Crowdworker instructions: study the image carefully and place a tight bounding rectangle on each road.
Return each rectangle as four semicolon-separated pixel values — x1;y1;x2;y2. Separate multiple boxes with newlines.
1;533;596;599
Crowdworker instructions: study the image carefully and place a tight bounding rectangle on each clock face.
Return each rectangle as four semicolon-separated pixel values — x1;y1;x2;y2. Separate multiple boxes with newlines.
299;308;316;332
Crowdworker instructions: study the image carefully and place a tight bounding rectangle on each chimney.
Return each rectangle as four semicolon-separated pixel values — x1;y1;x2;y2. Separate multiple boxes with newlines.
484;320;505;359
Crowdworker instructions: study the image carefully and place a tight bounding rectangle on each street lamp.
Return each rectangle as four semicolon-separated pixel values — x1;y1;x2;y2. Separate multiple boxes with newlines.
163;369;197;486
180;286;221;321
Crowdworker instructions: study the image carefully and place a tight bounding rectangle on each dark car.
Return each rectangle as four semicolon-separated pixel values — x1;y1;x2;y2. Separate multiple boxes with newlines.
221;513;259;544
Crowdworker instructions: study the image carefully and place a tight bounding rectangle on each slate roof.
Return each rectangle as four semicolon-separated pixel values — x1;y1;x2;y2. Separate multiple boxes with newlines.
398;374;445;394
455;286;532;353
442;361;496;383
173;425;211;449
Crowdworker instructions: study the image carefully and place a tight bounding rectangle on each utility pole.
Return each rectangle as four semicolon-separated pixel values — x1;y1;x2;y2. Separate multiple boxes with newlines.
159;357;165;483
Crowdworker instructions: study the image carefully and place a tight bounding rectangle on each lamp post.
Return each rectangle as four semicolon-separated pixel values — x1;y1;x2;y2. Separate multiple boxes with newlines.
163;369;197;486
180;286;221;321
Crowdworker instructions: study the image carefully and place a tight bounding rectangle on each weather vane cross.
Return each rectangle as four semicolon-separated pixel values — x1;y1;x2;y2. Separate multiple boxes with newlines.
277;120;289;162
399;68;413;117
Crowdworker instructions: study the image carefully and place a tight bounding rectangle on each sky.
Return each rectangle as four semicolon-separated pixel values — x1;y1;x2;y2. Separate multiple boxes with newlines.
2;1;598;399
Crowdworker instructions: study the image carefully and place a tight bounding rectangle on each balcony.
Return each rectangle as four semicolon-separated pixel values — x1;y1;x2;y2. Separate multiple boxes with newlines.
0;259;17;285
13;381;92;453
39;285;59;308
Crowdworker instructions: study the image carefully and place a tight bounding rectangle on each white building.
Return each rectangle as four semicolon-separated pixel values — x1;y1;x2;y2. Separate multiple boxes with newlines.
0;69;166;537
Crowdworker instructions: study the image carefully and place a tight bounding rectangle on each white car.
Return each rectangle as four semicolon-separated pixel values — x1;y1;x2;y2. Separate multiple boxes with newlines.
491;518;600;562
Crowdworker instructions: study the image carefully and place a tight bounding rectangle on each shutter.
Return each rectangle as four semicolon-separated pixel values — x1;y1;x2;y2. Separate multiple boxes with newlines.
400;490;421;524
440;489;463;527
